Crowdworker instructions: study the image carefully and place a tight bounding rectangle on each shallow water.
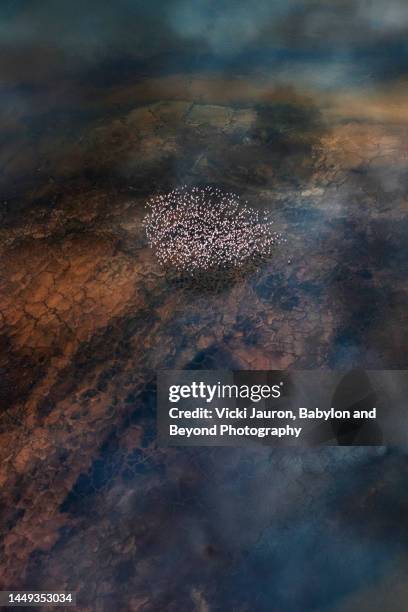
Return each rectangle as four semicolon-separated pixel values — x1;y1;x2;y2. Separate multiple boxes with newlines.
0;2;407;610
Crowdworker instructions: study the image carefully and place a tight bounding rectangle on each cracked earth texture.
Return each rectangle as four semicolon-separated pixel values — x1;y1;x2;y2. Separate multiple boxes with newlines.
0;74;407;611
